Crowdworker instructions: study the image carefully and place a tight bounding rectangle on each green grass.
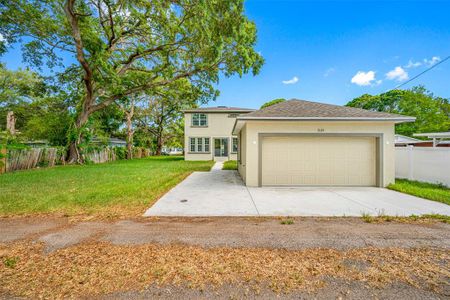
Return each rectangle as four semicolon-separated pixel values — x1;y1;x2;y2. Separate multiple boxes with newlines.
388;179;450;206
222;160;237;170
3;257;18;269
0;156;213;218
280;218;294;225
361;213;450;224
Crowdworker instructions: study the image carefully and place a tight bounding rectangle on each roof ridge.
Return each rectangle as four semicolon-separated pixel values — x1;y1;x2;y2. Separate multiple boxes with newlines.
287;98;405;116
240;98;415;120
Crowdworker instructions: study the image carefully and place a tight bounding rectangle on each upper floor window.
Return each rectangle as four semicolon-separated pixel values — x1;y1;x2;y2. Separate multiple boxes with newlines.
192;113;208;127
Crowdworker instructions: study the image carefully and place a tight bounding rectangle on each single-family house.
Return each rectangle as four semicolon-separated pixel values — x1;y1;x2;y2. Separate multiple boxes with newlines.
232;99;415;187
183;106;255;161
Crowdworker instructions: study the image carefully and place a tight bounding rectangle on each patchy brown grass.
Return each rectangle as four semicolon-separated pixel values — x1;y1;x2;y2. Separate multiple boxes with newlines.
1;242;449;299
361;214;450;224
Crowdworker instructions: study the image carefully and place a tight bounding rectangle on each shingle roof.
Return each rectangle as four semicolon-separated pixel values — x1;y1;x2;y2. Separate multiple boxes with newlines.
238;99;414;121
183;106;255;113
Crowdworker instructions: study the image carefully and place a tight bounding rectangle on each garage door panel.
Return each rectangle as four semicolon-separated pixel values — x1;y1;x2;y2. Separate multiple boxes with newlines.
262;136;377;186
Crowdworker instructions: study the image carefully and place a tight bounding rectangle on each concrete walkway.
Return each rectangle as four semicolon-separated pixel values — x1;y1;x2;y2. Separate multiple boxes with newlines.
144;163;450;217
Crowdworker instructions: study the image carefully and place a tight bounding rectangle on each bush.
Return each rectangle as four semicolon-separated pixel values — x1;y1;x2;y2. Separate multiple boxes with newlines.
114;147;126;160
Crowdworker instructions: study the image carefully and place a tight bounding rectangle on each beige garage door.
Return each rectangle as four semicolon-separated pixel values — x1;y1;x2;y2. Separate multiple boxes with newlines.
261;136;377;186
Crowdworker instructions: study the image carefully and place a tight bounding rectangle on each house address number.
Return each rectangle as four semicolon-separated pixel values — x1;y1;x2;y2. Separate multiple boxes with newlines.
317;128;325;132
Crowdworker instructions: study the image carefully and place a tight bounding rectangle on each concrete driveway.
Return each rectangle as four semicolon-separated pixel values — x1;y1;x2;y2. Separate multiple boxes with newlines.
144;163;450;217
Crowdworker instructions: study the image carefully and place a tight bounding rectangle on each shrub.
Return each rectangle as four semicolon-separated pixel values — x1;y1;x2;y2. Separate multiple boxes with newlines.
280;218;294;225
114;147;127;160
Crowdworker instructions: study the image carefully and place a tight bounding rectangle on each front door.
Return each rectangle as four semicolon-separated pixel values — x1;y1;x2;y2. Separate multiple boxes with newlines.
214;138;229;157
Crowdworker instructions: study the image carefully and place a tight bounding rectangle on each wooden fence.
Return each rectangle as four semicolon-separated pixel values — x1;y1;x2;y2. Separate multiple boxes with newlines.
2;147;151;173
6;148;65;172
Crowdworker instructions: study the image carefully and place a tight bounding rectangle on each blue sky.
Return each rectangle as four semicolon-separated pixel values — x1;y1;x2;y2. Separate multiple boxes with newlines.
2;0;449;109
215;0;450;108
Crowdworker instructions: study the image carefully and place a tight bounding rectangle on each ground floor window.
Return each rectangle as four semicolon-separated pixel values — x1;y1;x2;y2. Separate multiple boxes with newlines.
232;137;238;153
189;137;210;153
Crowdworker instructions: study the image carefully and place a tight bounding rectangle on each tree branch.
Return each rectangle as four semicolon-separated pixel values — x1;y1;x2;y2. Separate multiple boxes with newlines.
64;0;94;105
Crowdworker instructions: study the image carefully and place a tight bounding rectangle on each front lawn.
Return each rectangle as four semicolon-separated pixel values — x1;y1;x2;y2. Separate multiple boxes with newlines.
222;160;237;170
0;156;213;217
388;179;450;206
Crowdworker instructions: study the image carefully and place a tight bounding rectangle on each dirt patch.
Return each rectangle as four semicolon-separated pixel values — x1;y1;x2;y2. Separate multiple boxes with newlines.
38;222;110;253
0;216;68;243
0;242;449;299
2;217;450;251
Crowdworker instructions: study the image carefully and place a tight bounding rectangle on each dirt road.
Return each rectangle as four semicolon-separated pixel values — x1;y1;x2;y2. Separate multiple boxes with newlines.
1;216;449;299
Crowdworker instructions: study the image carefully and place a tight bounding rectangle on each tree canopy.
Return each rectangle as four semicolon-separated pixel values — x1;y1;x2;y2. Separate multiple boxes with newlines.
346;86;450;136
260;98;286;109
0;0;264;162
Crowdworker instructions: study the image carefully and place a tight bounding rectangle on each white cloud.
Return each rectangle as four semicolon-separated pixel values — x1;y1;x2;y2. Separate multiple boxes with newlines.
282;76;299;85
350;71;377;86
324;67;335;77
0;33;5;42
404;60;422;68
424;56;441;66
386;66;409;82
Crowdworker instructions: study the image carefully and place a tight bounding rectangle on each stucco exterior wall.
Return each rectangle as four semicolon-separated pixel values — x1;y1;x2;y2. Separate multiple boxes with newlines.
238;121;396;187
237;124;247;181
184;112;239;161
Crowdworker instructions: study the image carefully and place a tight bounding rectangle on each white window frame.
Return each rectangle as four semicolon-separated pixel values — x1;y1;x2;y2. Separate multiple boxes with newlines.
231;137;238;153
189;137;210;153
191;113;208;127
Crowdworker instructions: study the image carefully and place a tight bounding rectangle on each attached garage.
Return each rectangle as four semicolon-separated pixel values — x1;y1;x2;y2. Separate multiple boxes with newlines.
261;135;378;186
233;99;415;187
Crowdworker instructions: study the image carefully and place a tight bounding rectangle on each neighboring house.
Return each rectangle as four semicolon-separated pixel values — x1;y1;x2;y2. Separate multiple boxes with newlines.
92;137;127;147
395;133;450;147
394;134;427;147
162;147;183;155
23;140;49;148
108;138;127;147
232;99;415;187
184;106;255;161
413;132;450;147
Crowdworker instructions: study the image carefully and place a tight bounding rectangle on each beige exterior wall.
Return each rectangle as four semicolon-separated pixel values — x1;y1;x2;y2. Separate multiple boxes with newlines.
237;124;247;181
238;121;396;187
184;112;239;161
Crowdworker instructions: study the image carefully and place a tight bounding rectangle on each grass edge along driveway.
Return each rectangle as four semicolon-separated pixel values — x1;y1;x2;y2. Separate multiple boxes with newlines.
0;156;213;218
388;178;450;206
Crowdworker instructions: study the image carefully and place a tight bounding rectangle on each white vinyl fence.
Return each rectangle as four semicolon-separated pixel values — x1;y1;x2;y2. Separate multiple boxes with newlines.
396;146;450;186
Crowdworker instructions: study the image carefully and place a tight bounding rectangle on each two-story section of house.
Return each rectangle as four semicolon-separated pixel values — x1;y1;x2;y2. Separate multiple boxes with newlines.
184;106;255;161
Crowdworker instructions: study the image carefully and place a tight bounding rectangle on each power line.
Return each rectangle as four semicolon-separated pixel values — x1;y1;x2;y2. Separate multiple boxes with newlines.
388;55;450;92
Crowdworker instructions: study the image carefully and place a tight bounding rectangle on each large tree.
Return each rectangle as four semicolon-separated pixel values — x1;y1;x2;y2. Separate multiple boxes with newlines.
136;79;201;155
346;86;450;136
0;0;263;163
0;64;45;130
260;98;285;109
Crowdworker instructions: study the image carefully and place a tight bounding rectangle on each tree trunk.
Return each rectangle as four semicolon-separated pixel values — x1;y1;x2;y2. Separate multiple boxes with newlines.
155;135;163;156
67;109;90;164
154;118;164;156
126;112;134;159
6;111;16;136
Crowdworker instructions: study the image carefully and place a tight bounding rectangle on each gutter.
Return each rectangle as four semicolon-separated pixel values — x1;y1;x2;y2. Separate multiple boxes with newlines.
182;109;256;113
236;116;416;122
232;116;416;135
